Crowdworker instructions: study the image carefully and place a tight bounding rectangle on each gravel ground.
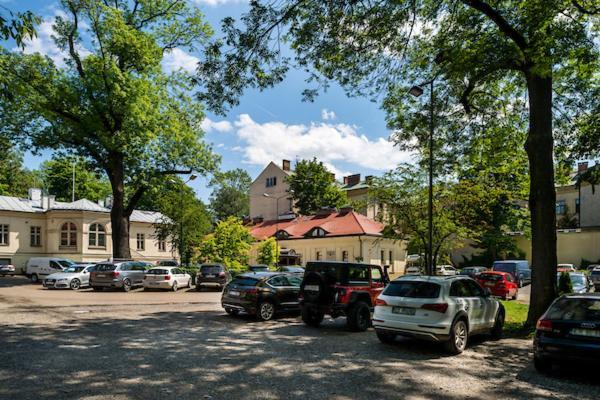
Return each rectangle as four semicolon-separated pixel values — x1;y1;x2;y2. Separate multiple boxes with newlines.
0;276;598;400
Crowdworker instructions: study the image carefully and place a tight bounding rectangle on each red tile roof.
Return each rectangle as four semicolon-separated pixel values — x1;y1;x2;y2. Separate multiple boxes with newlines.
249;210;384;240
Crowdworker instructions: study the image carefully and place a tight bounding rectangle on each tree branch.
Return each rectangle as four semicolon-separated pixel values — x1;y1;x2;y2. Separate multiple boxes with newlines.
572;0;600;14
66;1;85;79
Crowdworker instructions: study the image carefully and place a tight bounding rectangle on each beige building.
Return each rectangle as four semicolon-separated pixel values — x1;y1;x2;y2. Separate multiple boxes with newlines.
249;160;378;220
0;189;176;272
248;208;407;273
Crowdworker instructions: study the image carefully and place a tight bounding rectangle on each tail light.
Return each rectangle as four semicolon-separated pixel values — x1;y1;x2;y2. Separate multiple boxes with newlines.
243;288;258;295
218;272;226;277
421;303;448;313
164;275;171;280
536;319;553;332
112;271;120;277
375;298;387;306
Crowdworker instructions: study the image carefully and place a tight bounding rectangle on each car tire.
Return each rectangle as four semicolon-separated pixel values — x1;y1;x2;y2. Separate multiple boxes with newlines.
31;274;39;284
490;306;505;340
512;291;518;300
172;281;178;292
534;356;553;374
257;301;275;321
122;279;132;292
225;307;240;316
376;331;397;344
301;307;324;327
445;318;468;354
518;278;524;288
347;301;371;332
70;279;81;290
187;279;192;289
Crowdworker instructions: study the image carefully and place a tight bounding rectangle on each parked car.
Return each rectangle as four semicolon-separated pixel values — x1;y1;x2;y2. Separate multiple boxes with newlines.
405;265;422;275
556;272;593;294
221;272;302;321
373;276;504;354
0;264;16;276
436;265;458;276
248;265;270;273
90;261;148;292
299;261;389;331
591;268;600;291
26;257;77;283
492;260;531;287
586;264;600;273
557;263;576;272
43;264;95;290
475;271;518;300
143;267;191;291
156;260;179;267
196;264;231;291
278;265;305;274
533;293;600;373
459;266;488;278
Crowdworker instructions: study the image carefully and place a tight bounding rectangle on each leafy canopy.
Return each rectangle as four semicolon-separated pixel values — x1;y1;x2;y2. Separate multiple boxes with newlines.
197;216;253;272
256;237;279;268
209;168;252;221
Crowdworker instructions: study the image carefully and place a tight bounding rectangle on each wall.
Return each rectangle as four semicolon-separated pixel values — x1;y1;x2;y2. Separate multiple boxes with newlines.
515;228;600;267
556;182;600;228
249;162;293;220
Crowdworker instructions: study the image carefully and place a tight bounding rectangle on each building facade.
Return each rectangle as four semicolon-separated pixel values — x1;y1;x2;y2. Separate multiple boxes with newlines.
0;189;176;272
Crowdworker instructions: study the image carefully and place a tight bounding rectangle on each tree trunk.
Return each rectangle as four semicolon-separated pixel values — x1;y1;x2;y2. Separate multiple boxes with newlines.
524;71;557;327
108;156;132;260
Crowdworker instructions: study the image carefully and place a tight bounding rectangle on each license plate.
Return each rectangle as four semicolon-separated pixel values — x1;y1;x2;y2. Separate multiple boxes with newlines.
97;274;106;278
205;274;215;278
305;285;319;291
392;306;416;315
229;290;240;297
571;328;600;338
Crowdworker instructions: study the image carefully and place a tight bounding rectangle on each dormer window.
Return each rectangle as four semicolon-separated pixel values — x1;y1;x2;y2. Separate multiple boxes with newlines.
274;230;289;240
306;227;327;237
266;177;277;187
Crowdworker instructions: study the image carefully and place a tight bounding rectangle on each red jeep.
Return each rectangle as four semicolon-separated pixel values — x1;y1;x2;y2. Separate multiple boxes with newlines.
299;261;390;331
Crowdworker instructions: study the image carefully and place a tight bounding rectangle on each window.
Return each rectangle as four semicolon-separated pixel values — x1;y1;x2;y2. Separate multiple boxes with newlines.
348;266;369;285
268;276;289;287
88;224;106;247
556;200;566;215
30;226;41;247
389;250;393;264
50;261;63;270
266;176;277;187
0;225;8;245
157;238;166;252
136;233;145;251
383;281;441;298
576;198;580;213
371;267;383;283
342;250;349;262
307;228;326;237
316;251;322;261
380;250;385;265
275;230;289;240
60;222;77;247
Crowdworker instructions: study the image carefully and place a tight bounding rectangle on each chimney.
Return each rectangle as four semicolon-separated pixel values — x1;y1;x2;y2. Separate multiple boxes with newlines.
41;194;49;210
347;174;361;186
365;175;374;185
282;159;291;172
105;195;113;209
28;188;42;202
578;162;589;174
48;195;55;209
97;199;105;207
343;176;348;185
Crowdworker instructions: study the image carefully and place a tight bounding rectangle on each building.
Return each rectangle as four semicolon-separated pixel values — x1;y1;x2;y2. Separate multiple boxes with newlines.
249;159;378;220
555;162;600;229
0;189;176;272
248;207;407;273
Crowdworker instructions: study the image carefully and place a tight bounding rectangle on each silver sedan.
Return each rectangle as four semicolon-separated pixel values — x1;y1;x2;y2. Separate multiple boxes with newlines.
43;264;95;290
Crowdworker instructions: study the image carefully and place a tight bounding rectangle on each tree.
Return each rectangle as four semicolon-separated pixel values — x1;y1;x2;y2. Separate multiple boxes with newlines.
0;0;218;259
0;6;39;47
196;0;599;325
39;155;111;202
197;216;253;272
257;237;279;268
0;140;41;197
286;158;347;215
209;168;251;221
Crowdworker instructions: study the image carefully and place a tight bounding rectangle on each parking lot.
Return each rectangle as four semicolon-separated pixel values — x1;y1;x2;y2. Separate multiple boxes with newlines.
0;276;598;400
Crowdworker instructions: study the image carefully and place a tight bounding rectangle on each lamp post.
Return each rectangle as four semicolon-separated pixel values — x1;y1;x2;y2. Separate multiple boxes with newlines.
263;192;290;266
179;173;197;266
409;79;435;276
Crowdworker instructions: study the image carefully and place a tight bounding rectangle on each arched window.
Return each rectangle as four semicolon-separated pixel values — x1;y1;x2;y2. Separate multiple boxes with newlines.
274;230;289;240
306;227;327;237
89;223;106;247
60;222;77;247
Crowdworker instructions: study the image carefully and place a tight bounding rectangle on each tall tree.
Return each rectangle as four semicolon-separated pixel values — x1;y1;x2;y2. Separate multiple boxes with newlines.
209;168;251;221
286;158;347;215
0;0;218;259
196;0;599;325
0;6;39;47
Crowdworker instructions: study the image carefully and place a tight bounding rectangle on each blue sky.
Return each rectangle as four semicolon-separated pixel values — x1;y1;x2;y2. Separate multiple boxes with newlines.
3;0;414;201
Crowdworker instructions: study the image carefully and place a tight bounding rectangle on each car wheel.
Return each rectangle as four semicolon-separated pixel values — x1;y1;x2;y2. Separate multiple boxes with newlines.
122;279;132;292
376;331;397;344
534;356;553;374
518;278;524;288
70;279;81;290
512;291;518;300
490;306;505;340
257;301;275;321
347;301;371;332
225;307;240;316
31;274;39;284
301;307;324;327
172;281;178;292
187;279;191;289
445;318;468;354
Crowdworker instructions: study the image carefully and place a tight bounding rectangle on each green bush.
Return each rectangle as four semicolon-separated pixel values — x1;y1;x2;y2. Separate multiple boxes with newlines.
558;271;573;295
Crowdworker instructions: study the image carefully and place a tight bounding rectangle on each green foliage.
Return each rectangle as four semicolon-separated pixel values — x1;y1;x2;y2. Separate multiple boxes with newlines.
197;217;253;273
0;140;41;197
580;258;600;270
558;271;573;295
0;8;40;47
209;168;251;221
257;237;279;268
286;158;347;215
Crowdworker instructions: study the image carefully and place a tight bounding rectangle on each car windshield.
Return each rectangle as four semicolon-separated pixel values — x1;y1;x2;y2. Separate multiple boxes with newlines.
493;263;515;274
557;274;586;286
230;277;259;287
95;264;116;271
383;281;441;298
283;267;304;273
63;266;85;273
147;269;169;275
58;260;76;268
201;265;222;274
546;297;600;321
478;274;503;282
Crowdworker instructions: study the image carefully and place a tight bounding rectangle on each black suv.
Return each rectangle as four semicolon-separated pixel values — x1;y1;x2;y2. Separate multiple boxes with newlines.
196;264;231;291
299;261;389;331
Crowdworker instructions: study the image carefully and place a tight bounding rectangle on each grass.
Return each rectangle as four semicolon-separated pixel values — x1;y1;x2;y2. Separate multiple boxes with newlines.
500;300;535;338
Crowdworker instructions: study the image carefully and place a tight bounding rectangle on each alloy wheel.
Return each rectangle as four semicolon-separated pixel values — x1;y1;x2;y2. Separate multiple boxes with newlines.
260;302;274;321
454;321;467;351
70;279;80;290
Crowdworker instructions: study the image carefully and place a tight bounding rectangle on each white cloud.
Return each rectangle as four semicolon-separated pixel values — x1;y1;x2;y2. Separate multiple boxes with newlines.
192;0;247;6
232;114;413;177
161;48;199;74
321;108;336;121
201;117;234;133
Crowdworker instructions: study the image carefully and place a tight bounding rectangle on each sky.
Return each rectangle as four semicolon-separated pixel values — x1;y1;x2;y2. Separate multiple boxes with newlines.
2;0;415;201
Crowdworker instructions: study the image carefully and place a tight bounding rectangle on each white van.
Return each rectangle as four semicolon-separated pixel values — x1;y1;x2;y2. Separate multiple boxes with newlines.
26;258;76;283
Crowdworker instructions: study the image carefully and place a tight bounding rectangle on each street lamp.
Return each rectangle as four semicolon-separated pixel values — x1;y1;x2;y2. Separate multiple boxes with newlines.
179;173;197;266
409;79;435;276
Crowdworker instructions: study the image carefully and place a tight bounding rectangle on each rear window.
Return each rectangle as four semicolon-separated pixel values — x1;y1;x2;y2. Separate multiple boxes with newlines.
591;270;600;276
546;297;600;321
305;262;370;285
147;269;169;275
95;264;116;271
230;277;259;287
478;274;503;282
493;263;515;274
383;281;441;298
201;265;223;274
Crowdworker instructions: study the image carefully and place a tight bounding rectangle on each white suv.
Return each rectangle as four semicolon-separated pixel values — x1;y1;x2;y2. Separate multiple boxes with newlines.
373;275;504;354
